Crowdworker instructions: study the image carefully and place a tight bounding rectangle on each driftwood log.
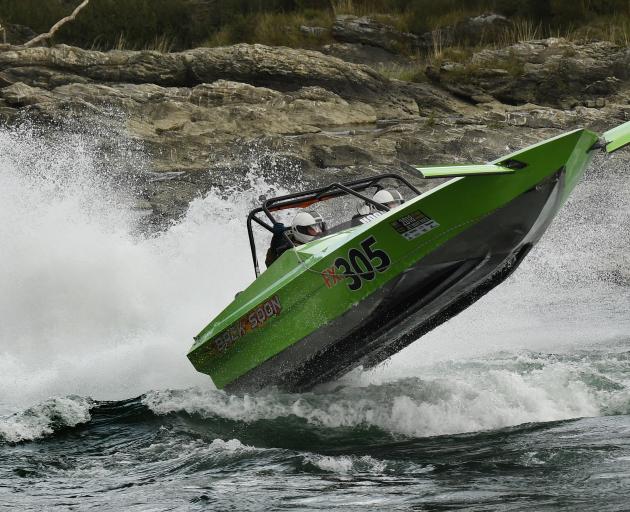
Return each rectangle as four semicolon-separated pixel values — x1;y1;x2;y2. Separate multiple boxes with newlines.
23;0;90;48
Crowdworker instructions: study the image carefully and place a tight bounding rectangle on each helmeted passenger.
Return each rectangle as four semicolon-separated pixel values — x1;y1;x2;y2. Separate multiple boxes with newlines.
351;189;405;227
372;189;404;210
265;211;326;267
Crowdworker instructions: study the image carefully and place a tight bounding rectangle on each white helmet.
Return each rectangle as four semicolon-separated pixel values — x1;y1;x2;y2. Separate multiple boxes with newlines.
291;211;325;243
373;189;404;209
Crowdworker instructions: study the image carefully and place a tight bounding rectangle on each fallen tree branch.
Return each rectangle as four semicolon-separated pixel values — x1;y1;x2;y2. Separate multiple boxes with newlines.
23;0;90;48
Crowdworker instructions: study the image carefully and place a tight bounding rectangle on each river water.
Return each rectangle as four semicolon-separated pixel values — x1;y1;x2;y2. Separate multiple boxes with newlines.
0;125;628;510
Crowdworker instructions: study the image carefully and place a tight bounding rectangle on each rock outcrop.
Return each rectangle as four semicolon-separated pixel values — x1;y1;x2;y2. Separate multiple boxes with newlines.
321;42;411;67
0;40;628;224
428;38;630;108
332;15;426;54
327;13;513;67
0;43;386;94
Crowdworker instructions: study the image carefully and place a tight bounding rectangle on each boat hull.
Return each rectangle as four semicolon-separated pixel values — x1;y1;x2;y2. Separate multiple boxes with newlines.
226;168;566;392
188;128;598;392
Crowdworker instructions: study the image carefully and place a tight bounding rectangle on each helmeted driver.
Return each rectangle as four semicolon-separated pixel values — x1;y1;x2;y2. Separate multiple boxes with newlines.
291;211;325;243
265;211;326;267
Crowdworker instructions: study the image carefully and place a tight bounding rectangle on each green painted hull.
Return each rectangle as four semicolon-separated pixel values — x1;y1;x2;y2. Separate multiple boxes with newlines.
188;123;627;391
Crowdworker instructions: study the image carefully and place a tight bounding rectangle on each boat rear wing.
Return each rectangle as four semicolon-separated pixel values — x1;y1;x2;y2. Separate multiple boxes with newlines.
414;164;516;179
414;121;630;180
603;120;630;153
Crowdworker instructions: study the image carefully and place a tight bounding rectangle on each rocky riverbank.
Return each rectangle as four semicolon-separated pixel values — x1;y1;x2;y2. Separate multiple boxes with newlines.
0;25;628;224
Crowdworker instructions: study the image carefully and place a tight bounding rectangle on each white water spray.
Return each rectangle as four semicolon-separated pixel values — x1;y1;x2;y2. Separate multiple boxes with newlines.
0;125;284;410
0;123;628;428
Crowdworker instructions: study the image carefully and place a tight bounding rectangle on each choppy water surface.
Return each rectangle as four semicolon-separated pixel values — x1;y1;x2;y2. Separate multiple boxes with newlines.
0;125;629;511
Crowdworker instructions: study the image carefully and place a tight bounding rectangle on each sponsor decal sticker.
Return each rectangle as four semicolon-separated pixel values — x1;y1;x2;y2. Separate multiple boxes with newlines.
391;210;439;240
209;295;282;355
322;265;344;289
357;211;384;224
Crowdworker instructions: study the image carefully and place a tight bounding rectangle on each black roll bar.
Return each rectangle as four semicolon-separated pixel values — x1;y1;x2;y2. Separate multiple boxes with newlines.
246;173;421;278
246;209;273;277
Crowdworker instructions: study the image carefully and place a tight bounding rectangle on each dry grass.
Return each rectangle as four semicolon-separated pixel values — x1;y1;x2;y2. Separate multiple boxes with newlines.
376;63;423;82
2;0;630;51
94;32;176;52
145;34;176;53
498;18;542;46
26;0;627;55
207;11;334;49
256;11;333;47
430;28;444;62
331;0;354;14
113;33;127;50
331;0;386;16
426;8;483;31
567;16;630;45
331;0;413;35
494;15;630;46
371;13;413;33
206;26;233;48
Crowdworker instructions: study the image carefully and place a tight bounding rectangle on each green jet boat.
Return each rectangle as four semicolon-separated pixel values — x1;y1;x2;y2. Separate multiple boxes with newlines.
188;121;630;392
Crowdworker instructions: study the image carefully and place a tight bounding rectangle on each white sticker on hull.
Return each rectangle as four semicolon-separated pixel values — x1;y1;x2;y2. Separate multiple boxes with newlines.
391;211;439;241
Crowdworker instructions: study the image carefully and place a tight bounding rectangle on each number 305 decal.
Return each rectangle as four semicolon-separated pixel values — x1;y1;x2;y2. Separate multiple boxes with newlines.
322;236;391;291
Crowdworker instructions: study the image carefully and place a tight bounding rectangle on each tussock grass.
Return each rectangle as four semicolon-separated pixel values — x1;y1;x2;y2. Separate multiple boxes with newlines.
0;0;628;52
331;0;385;17
376;63;423;82
499;18;542;45
207;10;334;49
92;33;176;53
567;17;630;45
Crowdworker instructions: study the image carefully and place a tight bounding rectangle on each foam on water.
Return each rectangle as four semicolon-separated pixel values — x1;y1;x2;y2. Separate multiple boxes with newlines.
142;344;629;439
0;123;628;439
304;454;387;474
0;396;93;443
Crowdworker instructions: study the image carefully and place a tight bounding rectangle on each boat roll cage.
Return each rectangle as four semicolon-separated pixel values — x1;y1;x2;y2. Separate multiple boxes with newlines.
246;173;421;277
